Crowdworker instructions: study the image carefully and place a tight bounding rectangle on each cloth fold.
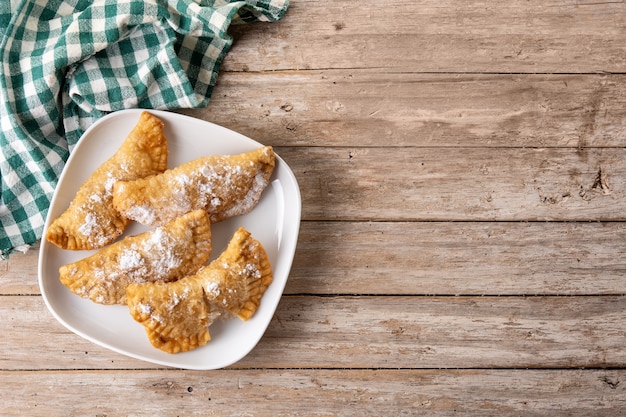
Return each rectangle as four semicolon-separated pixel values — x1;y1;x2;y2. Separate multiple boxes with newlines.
0;0;289;257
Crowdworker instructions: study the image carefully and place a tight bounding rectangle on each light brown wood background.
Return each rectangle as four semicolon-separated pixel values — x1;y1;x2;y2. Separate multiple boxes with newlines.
2;1;626;415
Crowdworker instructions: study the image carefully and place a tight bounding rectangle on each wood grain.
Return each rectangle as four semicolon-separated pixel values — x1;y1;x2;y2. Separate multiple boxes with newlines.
224;0;626;73
3;295;625;370
278;146;625;221
0;242;40;295
187;72;626;148
1;369;624;416
289;221;626;295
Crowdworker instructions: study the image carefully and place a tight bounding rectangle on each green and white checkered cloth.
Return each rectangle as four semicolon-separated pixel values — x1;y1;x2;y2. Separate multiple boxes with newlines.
0;0;288;258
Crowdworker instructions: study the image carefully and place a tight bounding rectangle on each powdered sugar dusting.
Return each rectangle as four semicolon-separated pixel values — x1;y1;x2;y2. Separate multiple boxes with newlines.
115;226;185;283
119;249;142;270
77;226;187;301
165;286;192;312
244;262;262;279
77;212;97;238
138;302;152;315
78;171;121;247
122;204;158;226
104;173;117;194
221;169;270;220
119;147;273;225
204;281;220;298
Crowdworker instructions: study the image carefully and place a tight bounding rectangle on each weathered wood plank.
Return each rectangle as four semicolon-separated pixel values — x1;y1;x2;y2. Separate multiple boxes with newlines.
1;369;625;416
3;295;625;370
187;72;626;148
238;295;626;369
5;221;625;296
0;295;169;370
0;241;40;295
289;221;626;295
224;0;626;73
278;146;626;221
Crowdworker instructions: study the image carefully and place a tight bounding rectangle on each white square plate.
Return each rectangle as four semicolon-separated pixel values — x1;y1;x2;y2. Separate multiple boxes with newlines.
38;109;301;370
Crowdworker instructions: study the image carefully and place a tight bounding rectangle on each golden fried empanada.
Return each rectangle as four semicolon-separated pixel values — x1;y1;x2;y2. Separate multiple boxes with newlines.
125;227;272;353
201;227;273;321
46;111;168;250
126;277;212;354
59;210;212;305
112;146;275;226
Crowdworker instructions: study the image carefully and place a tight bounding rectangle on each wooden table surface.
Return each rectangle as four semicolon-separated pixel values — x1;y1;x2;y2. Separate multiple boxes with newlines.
3;1;626;415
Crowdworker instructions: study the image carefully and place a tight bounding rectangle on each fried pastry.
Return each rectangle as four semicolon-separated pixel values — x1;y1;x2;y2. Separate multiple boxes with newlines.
59;210;212;305
126;277;212;354
201;227;273;321
125;227;272;353
112;146;275;226
46;111;168;250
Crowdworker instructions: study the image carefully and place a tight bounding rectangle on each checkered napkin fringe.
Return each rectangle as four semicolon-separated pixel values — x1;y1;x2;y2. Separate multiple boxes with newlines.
0;0;288;258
